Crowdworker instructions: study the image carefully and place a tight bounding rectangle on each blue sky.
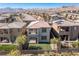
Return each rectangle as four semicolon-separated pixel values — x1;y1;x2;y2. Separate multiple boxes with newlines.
0;3;79;9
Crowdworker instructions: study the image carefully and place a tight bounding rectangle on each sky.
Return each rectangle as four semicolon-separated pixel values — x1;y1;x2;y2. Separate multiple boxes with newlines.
0;3;79;9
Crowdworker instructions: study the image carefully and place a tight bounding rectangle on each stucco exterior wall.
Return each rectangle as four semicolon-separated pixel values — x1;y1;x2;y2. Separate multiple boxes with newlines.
27;28;51;43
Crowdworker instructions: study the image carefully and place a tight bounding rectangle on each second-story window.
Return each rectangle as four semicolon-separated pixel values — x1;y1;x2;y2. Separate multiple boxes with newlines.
65;27;69;31
4;29;8;34
29;29;32;34
60;27;69;32
29;29;37;34
0;30;3;34
74;27;77;30
42;28;47;33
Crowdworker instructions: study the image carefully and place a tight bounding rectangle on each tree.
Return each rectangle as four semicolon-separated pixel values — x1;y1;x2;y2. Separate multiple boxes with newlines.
16;34;28;50
51;38;61;50
51;38;60;44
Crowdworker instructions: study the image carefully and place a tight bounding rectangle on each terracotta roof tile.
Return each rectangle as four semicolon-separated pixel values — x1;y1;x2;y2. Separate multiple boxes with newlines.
27;21;51;29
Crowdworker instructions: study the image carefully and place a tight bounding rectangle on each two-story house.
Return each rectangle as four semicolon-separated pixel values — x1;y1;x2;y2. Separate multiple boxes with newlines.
26;21;51;43
0;16;9;23
51;20;79;41
0;22;26;43
22;14;36;25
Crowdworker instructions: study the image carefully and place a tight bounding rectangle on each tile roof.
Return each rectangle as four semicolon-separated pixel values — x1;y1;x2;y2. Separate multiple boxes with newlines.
53;20;79;27
0;16;8;20
22;14;36;21
9;22;26;28
0;22;26;29
27;21;51;29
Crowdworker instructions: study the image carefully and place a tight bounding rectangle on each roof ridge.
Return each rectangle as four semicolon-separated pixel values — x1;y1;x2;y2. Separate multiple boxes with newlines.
27;21;39;28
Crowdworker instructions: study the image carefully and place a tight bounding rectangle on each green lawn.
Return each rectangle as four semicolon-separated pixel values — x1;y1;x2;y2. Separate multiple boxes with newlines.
29;43;51;50
0;44;17;51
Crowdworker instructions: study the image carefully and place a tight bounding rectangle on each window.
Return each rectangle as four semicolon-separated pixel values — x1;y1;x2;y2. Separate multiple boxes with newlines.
18;29;20;32
41;36;47;40
0;37;9;43
0;30;3;34
29;29;33;34
4;29;8;34
74;27;77;30
29;29;37;34
60;27;69;31
42;28;47;33
29;29;33;31
10;29;13;33
29;37;37;40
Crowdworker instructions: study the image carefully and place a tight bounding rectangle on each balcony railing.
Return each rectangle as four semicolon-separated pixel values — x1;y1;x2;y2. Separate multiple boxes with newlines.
29;31;38;35
59;31;70;35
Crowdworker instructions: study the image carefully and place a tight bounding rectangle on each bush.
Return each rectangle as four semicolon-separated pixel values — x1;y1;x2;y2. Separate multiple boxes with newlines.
29;46;42;50
72;40;79;48
16;35;27;46
0;45;16;51
51;38;60;44
16;35;28;50
72;42;77;48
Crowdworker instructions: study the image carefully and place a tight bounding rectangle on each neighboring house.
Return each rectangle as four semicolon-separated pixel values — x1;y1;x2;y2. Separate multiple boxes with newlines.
0;13;25;23
51;20;79;41
26;21;51;43
0;14;19;23
0;16;9;23
49;14;65;23
22;14;36;25
0;22;26;43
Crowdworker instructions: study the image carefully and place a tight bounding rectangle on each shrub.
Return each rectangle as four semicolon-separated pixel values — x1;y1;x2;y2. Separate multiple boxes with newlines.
51;38;60;44
16;35;28;50
0;45;16;51
72;42;77;48
51;38;61;50
72;40;79;48
16;35;27;46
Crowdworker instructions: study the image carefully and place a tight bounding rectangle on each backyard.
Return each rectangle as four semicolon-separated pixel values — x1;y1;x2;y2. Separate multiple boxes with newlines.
29;43;52;50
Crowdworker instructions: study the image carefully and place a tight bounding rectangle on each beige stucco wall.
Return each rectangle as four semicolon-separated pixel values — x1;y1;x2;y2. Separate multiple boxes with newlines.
27;28;51;43
0;28;22;43
58;26;79;40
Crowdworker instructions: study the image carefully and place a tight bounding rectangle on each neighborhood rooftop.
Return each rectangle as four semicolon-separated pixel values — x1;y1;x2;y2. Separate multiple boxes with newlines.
0;22;26;29
53;20;79;26
27;21;51;28
22;14;36;21
0;16;8;20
